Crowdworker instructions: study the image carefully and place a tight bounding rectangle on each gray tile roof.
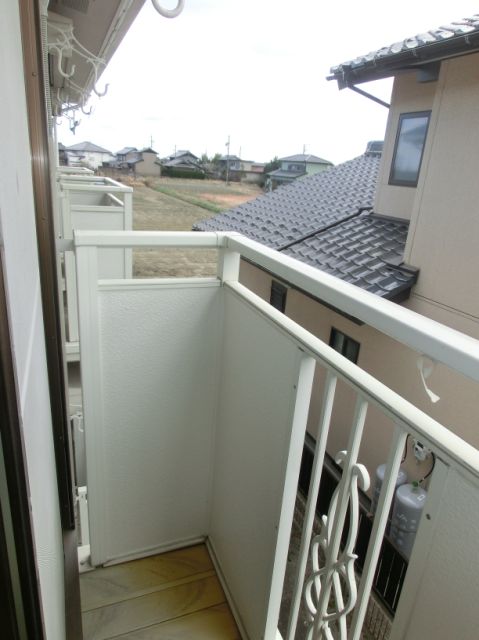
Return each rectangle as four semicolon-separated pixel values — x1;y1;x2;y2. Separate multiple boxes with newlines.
195;148;418;301
283;214;417;299
163;150;199;161
67;141;112;154
195;153;380;249
267;168;306;180
329;16;479;86
281;153;332;165
116;146;137;155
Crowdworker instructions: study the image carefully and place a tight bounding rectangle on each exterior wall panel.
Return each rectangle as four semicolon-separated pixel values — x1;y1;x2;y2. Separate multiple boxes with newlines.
0;2;64;636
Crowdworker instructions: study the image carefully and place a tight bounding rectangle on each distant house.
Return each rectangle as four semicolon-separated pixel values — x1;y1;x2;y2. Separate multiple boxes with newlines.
266;153;333;190
65;141;115;170
214;156;265;183
110;147;161;176
217;154;241;172
115;147;139;165
129;148;162;177
239;160;265;184
161;150;204;175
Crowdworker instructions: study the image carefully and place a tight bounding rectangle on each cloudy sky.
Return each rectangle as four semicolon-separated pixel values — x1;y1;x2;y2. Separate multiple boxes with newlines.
58;0;478;164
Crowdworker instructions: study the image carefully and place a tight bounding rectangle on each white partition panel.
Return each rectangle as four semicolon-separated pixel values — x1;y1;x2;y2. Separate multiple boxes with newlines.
392;465;479;640
210;287;315;640
82;279;222;565
62;187;132;344
71;208;131;278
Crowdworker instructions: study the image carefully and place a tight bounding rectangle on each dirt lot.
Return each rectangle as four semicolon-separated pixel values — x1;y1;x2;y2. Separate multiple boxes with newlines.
129;178;261;278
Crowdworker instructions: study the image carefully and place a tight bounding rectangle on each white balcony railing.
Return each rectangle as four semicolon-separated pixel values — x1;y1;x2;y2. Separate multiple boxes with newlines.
58;176;132;347
57;165;95;175
73;230;479;640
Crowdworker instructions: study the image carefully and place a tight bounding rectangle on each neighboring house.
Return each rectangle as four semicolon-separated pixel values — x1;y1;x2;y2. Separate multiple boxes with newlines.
239;160;265;184
128;147;162;177
105;146;161;176
266;153;333;190
65;141;115;169
216;154;241;172
197;16;479;483
214;155;265;183
115;146;139;165
161;149;203;174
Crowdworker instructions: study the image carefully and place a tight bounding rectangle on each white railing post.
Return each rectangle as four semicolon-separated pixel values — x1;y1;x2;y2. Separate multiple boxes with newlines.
217;247;240;282
75;243;106;566
286;371;338;640
123;190;133;278
265;353;316;640
62;187;81;343
349;424;408;640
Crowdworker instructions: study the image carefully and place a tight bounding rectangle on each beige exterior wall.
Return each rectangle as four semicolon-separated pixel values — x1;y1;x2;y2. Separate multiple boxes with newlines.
374;72;436;219
135;152;161;176
404;53;479;320
239;260;479;489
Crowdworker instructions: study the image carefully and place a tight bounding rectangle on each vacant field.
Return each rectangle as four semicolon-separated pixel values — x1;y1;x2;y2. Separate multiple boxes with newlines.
130;178;261;277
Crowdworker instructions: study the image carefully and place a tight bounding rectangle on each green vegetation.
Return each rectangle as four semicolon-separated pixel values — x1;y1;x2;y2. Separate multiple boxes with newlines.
161;167;205;180
151;184;223;213
264;156;280;173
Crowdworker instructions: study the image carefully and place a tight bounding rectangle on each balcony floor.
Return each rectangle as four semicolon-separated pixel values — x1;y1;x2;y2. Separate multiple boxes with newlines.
80;544;240;639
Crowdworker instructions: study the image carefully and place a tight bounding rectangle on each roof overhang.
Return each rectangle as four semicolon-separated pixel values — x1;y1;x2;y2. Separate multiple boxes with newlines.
48;0;145;107
328;28;479;88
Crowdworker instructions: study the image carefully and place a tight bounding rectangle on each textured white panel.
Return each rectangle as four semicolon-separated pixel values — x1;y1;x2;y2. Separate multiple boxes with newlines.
69;192;107;206
66;205;131;342
89;282;221;563
401;470;479;640
210;289;310;640
72;208;128;277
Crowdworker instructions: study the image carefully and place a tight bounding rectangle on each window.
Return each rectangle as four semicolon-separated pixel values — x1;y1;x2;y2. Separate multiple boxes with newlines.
287;163;304;172
330;328;360;364
270;280;287;313
389;111;430;187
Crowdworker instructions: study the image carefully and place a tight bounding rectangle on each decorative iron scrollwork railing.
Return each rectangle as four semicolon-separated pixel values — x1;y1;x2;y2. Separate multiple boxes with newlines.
304;452;370;640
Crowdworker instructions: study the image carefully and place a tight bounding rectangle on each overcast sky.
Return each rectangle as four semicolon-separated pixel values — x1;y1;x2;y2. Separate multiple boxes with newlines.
58;0;478;164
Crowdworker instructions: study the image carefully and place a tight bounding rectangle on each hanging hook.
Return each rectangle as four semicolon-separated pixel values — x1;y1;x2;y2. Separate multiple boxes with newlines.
50;43;76;79
90;59;109;97
93;82;109;98
151;0;185;19
81;103;93;116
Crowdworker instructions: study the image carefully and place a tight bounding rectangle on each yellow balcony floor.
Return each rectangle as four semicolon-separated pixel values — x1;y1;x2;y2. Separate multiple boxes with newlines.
80;544;240;639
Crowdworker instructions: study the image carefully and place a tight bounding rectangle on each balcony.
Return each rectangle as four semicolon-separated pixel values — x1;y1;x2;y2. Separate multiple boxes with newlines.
57;173;133;359
67;209;479;639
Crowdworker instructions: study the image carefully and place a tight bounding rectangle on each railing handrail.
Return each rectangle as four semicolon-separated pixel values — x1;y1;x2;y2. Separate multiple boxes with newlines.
74;229;231;248
73;229;479;386
60;176;133;193
226;234;479;386
57;166;94;175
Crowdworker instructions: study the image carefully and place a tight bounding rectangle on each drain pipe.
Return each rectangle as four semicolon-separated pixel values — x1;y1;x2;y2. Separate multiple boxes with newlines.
347;84;390;109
